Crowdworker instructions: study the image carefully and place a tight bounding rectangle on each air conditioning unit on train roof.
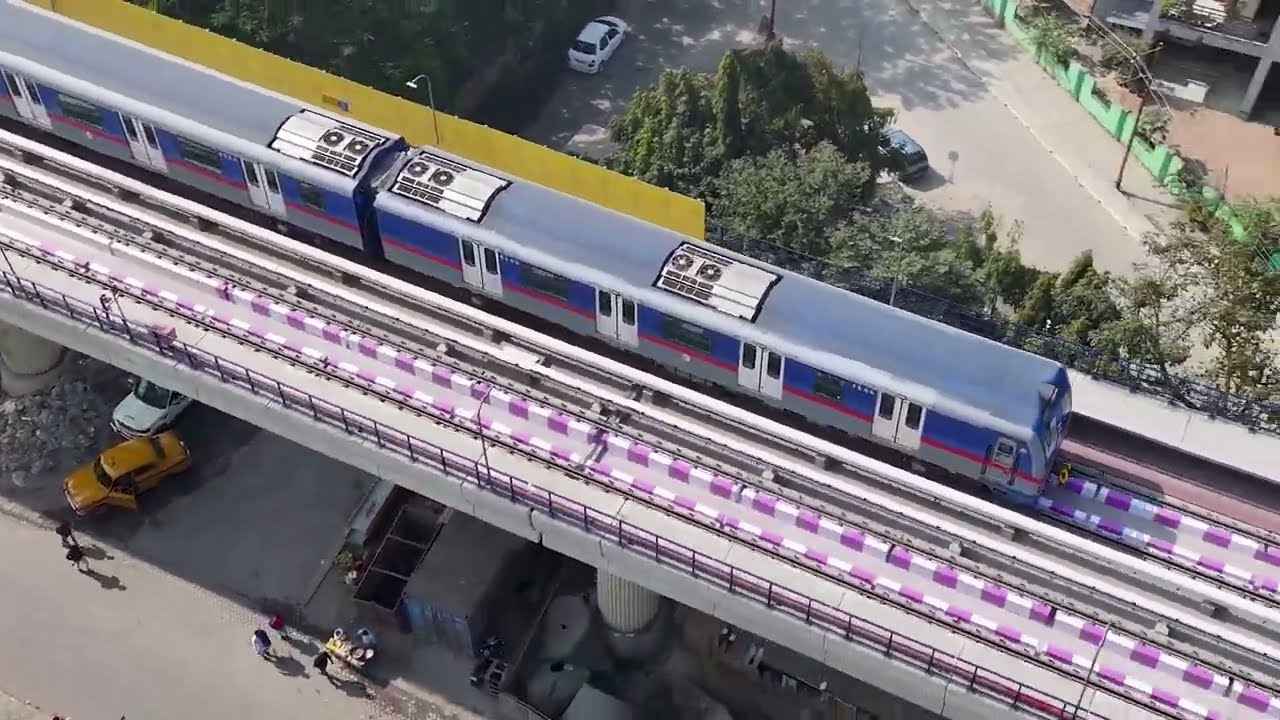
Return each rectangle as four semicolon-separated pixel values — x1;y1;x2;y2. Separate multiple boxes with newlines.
389;151;510;223
271;110;388;178
655;244;779;321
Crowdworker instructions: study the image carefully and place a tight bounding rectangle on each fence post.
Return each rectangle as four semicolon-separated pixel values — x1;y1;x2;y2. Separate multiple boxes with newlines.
339;407;351;434
1011;685;1022;708
407;436;416;463
509;475;517;502
276;380;288;408
766;584;774;607
245;368;256;393
581;505;588;531
804;598;813;624
438;448;447;473
886;633;894;657
61;294;74;317
691;553;697;578
373;422;383;448
308;394;319;420
182;345;197;369
213;356;226;382
926;648;936;674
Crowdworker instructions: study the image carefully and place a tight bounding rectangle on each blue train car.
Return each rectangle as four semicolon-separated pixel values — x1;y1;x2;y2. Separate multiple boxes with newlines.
371;141;1070;504
0;1;405;253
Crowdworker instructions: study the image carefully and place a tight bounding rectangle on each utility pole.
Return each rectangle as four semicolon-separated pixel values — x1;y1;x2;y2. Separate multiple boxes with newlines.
767;0;778;41
1115;87;1148;192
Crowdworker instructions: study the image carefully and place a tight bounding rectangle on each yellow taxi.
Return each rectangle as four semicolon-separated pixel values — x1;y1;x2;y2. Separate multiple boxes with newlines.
63;431;191;515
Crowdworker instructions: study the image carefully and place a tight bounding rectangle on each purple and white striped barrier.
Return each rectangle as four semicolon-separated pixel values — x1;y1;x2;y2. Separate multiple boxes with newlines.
1040;482;1279;596
18;239;1277;720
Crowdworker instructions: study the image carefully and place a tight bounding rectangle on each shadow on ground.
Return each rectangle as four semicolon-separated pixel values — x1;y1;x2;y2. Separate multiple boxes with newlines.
524;0;1015;154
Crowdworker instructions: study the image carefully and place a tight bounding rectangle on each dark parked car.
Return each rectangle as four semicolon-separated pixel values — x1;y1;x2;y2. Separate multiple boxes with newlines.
879;129;930;180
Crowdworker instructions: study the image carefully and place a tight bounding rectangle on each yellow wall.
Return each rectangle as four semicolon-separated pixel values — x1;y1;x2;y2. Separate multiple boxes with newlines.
32;0;705;239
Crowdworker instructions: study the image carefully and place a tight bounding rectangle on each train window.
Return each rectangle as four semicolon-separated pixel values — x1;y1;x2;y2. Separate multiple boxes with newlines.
522;264;571;301
264;170;281;194
597;290;612;317
122;116;139;142
660;316;712;354
176;136;223;172
243;162;259;187
765;352;782;379
297;182;327;211
143;124;160;149
56;93;104;129
741;344;756;370
483;248;499;274
24;79;44;106
813;371;844;401
2;73;19;96
461;242;476;267
621;300;636;325
904;403;923;430
878;393;896;421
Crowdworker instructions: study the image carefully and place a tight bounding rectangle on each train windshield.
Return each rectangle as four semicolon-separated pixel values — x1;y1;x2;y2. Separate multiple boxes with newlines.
1040;388;1071;459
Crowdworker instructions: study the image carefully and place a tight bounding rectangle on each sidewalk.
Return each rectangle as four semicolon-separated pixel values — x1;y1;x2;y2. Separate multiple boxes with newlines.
902;0;1184;268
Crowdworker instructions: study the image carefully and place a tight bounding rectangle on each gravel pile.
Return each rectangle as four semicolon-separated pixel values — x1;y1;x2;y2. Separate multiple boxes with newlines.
1;356;119;488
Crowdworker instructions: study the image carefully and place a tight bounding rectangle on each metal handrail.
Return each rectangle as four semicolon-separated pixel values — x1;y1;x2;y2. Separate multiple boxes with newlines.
4;268;1183;720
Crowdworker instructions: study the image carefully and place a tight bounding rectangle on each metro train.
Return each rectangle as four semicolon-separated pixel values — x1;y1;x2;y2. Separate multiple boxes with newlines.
0;0;1072;505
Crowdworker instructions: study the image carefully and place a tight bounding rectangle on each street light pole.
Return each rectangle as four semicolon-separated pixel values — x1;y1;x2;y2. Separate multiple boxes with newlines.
405;74;441;146
887;235;904;307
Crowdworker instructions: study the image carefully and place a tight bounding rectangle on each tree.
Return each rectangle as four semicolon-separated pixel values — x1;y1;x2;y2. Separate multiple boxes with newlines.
1090;269;1191;389
610;45;889;198
608;69;718;197
1143;221;1280;397
714;143;871;257
714;51;744;160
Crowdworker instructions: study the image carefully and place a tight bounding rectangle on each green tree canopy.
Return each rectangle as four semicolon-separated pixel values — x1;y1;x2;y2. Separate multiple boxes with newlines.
609;44;891;198
714;143;871;257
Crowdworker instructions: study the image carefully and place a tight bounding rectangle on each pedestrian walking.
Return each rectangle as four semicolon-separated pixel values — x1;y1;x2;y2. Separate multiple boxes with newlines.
312;650;331;677
55;521;77;548
252;628;273;660
65;545;87;571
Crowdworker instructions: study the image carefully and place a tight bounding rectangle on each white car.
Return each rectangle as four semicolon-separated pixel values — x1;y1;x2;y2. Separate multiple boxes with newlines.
568;16;627;74
111;378;194;438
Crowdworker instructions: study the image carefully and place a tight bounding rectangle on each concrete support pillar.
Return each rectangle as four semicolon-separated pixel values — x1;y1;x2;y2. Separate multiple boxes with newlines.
1240;58;1274;118
596;569;660;633
0;321;65;396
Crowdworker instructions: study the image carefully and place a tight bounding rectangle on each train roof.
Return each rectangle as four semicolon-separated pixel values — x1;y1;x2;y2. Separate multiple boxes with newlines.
0;1;295;144
376;150;1066;439
0;1;398;185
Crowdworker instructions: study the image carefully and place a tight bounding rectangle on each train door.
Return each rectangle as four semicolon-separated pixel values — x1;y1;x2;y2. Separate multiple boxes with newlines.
120;114;167;172
737;343;784;400
3;71;51;129
982;438;1018;486
241;160;285;216
871;392;926;450
458;240;503;296
595;290;638;346
459;239;483;287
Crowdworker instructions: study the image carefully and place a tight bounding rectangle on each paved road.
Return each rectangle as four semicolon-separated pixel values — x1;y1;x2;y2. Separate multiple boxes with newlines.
0;513;402;720
525;0;1163;273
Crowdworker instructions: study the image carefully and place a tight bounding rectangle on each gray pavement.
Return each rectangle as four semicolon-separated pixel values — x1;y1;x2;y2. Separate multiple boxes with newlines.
0;365;487;720
526;0;1181;273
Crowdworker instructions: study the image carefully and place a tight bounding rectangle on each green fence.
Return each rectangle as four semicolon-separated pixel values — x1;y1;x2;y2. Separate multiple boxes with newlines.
978;0;1280;270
